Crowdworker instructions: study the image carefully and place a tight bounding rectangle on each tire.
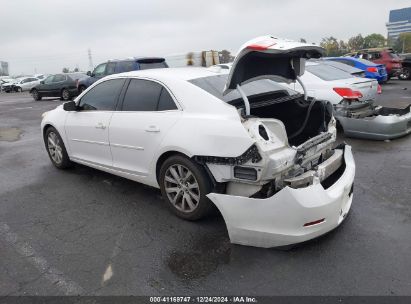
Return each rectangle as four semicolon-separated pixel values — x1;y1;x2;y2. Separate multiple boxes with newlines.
159;155;214;221
15;87;22;92
31;89;42;101
44;127;73;169
61;88;71;101
399;67;411;80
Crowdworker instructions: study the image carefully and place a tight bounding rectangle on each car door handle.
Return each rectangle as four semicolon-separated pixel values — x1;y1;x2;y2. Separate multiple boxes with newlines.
95;123;106;130
145;125;160;132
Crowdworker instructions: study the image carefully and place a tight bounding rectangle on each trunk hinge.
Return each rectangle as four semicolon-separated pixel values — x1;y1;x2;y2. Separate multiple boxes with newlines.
296;75;307;100
236;84;251;116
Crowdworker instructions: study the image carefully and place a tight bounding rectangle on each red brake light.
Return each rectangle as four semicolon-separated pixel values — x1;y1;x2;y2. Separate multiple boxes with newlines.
247;40;277;51
333;88;363;99
367;67;378;73
377;84;382;94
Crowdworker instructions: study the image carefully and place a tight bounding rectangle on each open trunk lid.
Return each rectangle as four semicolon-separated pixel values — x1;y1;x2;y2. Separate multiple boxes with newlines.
224;36;324;95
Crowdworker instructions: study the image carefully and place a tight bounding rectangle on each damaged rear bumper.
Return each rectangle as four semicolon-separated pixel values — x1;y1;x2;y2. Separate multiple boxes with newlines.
207;145;355;248
337;109;411;140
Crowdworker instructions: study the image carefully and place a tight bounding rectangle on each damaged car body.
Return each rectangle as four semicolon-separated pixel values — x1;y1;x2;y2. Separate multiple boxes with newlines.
292;60;411;140
41;36;355;248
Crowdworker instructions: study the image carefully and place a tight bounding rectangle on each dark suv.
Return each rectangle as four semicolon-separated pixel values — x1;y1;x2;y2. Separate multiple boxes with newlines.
399;53;411;80
345;48;402;79
77;57;168;92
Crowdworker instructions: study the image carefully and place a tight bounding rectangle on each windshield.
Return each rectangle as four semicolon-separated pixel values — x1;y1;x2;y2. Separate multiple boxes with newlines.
189;74;298;103
306;64;353;81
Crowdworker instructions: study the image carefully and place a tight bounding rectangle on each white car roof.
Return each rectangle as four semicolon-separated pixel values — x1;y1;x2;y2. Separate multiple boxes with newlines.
106;67;221;82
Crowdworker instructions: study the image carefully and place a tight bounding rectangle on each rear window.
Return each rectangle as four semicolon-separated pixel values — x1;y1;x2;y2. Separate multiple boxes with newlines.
137;59;168;70
189;74;297;103
306;64;353;81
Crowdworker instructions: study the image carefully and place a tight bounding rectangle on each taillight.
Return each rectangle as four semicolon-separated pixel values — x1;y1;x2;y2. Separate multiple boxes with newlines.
367;67;378;73
333;87;363;100
377;84;382;94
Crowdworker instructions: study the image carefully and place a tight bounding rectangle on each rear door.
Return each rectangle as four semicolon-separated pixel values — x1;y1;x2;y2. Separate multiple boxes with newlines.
109;78;181;177
64;78;126;167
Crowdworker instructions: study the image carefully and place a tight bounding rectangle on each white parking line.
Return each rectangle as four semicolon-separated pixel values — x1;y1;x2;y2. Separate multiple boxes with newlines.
0;222;85;295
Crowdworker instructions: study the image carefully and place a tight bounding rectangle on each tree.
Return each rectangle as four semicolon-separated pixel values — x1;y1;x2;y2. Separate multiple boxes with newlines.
73;67;79;72
363;33;386;49
320;36;340;56
219;50;234;63
347;34;364;52
393;33;411;53
62;67;69;73
300;38;307;43
339;40;348;55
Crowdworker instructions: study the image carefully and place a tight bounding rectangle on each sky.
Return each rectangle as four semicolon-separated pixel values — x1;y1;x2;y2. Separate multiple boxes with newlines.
1;0;410;75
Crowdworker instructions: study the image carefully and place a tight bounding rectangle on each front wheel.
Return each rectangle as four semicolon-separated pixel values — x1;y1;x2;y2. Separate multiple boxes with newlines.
61;89;71;101
44;127;73;169
399;67;411;80
159;155;214;221
31;89;42;101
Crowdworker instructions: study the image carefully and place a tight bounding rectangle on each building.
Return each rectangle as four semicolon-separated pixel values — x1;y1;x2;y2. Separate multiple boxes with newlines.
386;7;411;40
0;61;9;76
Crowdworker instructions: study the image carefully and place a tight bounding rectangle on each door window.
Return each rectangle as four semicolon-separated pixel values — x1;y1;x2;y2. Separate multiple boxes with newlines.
93;63;107;77
122;79;177;111
44;75;54;84
106;62;116;75
78;79;125;111
53;74;66;82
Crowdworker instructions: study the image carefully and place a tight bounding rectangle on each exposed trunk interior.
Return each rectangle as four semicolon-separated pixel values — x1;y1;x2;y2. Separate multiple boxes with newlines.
232;92;332;146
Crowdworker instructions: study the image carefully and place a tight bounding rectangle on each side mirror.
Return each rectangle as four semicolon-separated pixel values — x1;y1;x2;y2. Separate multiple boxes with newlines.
63;101;77;111
86;71;91;76
40;81;44;84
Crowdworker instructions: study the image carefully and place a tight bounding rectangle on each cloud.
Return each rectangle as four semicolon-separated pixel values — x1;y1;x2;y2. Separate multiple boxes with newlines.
1;0;410;75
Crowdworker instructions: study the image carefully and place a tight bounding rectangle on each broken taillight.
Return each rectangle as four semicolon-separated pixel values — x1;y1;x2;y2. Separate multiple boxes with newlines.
333;87;363;100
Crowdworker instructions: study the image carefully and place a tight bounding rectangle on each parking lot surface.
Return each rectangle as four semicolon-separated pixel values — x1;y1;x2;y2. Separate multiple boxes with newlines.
1;80;411;296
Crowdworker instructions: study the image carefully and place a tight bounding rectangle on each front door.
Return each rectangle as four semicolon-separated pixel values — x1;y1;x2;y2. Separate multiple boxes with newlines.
65;78;126;167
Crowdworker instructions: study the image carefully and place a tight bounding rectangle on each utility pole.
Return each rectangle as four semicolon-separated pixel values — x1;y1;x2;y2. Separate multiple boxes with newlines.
88;49;94;71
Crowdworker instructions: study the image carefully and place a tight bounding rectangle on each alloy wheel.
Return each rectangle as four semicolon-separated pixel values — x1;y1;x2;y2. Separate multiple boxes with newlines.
164;164;200;213
62;89;70;100
47;131;63;164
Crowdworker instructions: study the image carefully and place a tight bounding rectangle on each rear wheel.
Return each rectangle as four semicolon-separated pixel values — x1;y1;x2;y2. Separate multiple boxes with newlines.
159;155;214;221
31;89;42;101
399;67;411;80
61;88;71;101
44;127;73;169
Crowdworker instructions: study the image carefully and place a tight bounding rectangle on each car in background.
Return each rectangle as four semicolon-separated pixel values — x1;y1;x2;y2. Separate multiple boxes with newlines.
31;72;87;101
345;48;402;80
399;53;411;80
285;61;411;140
41;36;355;248
13;77;41;92
0;78;18;93
77;57;168;93
325;57;387;83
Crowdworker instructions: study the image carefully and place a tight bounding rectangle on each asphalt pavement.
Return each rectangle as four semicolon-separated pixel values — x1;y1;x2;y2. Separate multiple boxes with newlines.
0;80;411;296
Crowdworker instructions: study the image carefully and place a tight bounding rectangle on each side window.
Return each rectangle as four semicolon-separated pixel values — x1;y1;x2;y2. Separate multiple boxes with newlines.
79;79;125;111
158;87;177;111
93;63;107;77
44;75;54;84
117;61;135;73
106;62;116;75
53;75;66;82
122;79;162;111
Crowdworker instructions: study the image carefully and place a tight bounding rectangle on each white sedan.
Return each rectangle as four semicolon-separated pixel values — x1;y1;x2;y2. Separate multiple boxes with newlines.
41;36;355;248
287;61;411;140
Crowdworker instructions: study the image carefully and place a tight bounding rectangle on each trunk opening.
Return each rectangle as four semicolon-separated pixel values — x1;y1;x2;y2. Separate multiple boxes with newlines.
235;92;332;146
